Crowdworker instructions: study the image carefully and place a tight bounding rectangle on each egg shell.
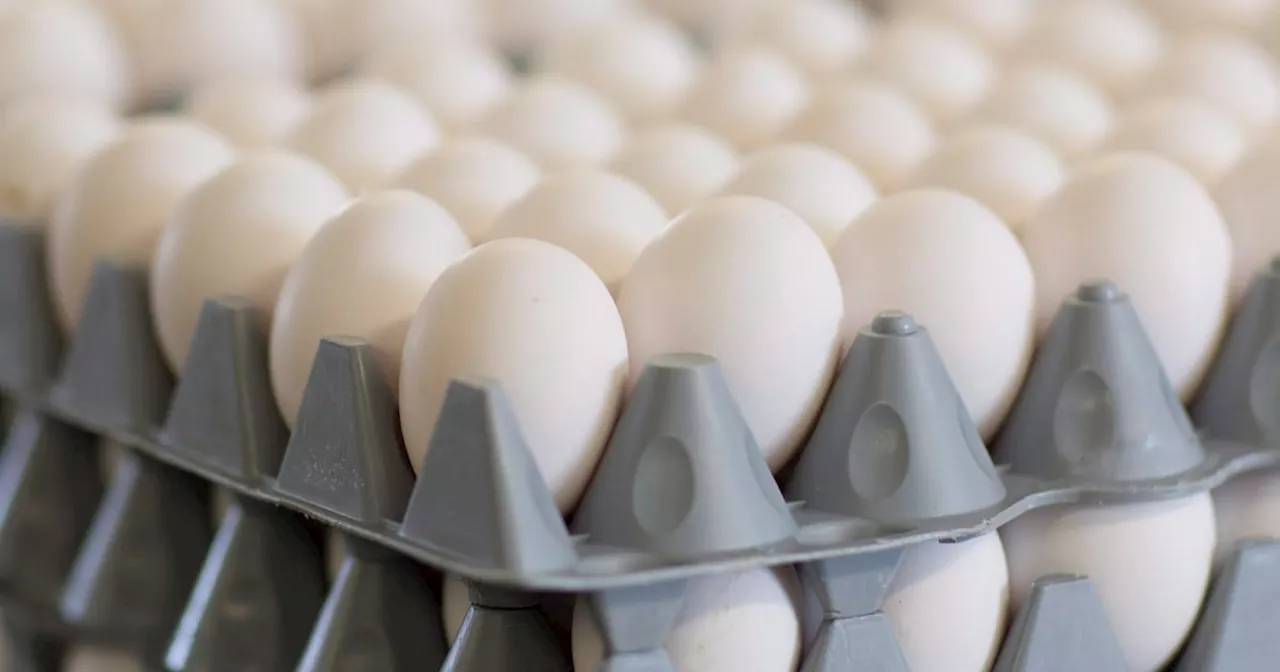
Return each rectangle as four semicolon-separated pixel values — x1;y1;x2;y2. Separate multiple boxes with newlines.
680;47;812;150
62;647;145;672
360;34;512;130
1000;494;1216;672
150;150;350;372
398;238;628;512
0;0;130;109
478;74;627;172
1210;470;1280;566
270;189;470;426
859;15;996;124
617;195;843;470
184;74;312;149
395;136;542;243
1213;134;1280;303
608;123;741;215
1141;0;1274;32
1020;0;1165;97
645;0;785;46
361;0;486;49
572;566;803;672
276;0;366;82
976;61;1116;159
908;124;1065;231
1141;30;1280;132
47;117;235;331
829;189;1036;437
784;78;938;191
442;573;469;643
1019;152;1232;400
1105;96;1247;186
290;77;441;192
891;0;1036;51
483;0;637;55
731;0;872;77
718;141;878;246
0;95;121;221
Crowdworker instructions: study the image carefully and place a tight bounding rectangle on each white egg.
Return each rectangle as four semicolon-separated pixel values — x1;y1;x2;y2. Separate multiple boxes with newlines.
1000;494;1216;672
270;190;470;426
150;150;350;372
645;0;784;46
399;238;628;512
909;124;1065;231
484;0;637;55
442;573;470;643
830;189;1035;437
48;118;235;331
1020;152;1232;400
1141;0;1274;31
890;0;1036;52
784;78;937;191
718;142;878;246
1213;134;1280;303
1211;470;1280;565
395;136;541;243
0;1;130;109
478;74;627;171
62;647;144;672
859;15;995;124
0;96;121;221
276;0;366;82
184;75;312;149
680;47;812;150
1141;30;1280;132
1105;96;1247;186
608;123;741;215
487;171;668;292
1020;0;1165;97
290;77;441;192
573;567;803;672
617;196;842;470
730;0;872;77
360;34;512;131
976;61;1116;159
361;0;486;48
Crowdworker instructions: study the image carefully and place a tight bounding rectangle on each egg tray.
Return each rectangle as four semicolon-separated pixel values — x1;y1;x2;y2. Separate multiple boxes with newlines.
2;222;1280;671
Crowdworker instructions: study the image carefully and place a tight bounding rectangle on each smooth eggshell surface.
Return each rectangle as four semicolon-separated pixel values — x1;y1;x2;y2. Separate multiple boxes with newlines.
1019;0;1164;97
478;74;627;172
718;142;878;246
608;123;741;215
442;573;469;643
47;117;235;331
1213;134;1280;303
1105;96;1246;187
1211;470;1280;566
0;1;130;109
1019;152;1232;400
573;567;803;672
976;61;1116;159
617;195;843;470
150;150;350;372
398;238;628;512
484;0;635;55
680;47;812;150
270;189;470;426
859;16;995;124
1141;0;1274;30
360;34;511;130
830;189;1035;437
1000;494;1217;672
1141;30;1280;132
62;647;145;672
732;0;871;76
892;0;1036;51
184;74;312;149
395;136;541;243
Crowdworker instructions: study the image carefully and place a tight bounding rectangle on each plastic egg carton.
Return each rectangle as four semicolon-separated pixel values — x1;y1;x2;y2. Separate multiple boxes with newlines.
1;221;1280;672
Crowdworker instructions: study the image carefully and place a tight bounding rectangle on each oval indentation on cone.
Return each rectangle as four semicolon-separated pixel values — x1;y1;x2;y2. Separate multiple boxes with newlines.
1053;369;1115;468
848;402;909;501
633;435;695;537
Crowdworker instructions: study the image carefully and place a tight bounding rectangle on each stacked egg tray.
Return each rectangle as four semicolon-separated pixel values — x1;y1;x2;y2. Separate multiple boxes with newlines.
3;219;1280;672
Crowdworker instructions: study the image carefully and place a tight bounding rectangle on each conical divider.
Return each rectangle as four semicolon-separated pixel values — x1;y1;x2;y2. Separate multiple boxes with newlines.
0;412;101;612
296;537;447;671
443;584;570;672
800;613;908;672
165;498;326;672
276;338;415;523
159;299;287;481
573;354;796;559
1174;540;1280;671
798;548;909;670
993;281;1205;482
59;448;212;660
0;225;63;396
398;378;577;575
992;575;1127;672
48;261;172;434
787;312;1006;525
585;581;685;672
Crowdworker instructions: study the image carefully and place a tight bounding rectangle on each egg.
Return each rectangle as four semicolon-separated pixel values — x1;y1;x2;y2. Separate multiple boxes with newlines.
645;0;784;46
1141;30;1280;132
1000;494;1216;672
276;0;366;82
1019;152;1232;399
539;13;700;122
0;96;121;221
0;0;130;109
150;150;350;372
573;567;803;672
617;195;842;470
976;61;1116;159
47;118;235;331
1020;0;1164;97
829;189;1035;437
1105;96;1247;186
487;171;668;292
484;0;637;55
1211;470;1280;565
729;0;872;77
478;74;627;172
1141;0;1274;31
1212;134;1280;304
394;136;541;243
908;124;1065;231
399;238;628;512
62;647;144;672
890;0;1036;52
360;34;511;131
783;78;937;191
608;123;740;215
360;0;486;48
680;47;812;150
183;74;312;149
859;15;995;124
442;573;469;643
270;189;469;426
718;142;878;246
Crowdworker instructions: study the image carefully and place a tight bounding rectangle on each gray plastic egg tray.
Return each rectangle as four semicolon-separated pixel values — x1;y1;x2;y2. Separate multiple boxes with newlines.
1;222;1280;671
